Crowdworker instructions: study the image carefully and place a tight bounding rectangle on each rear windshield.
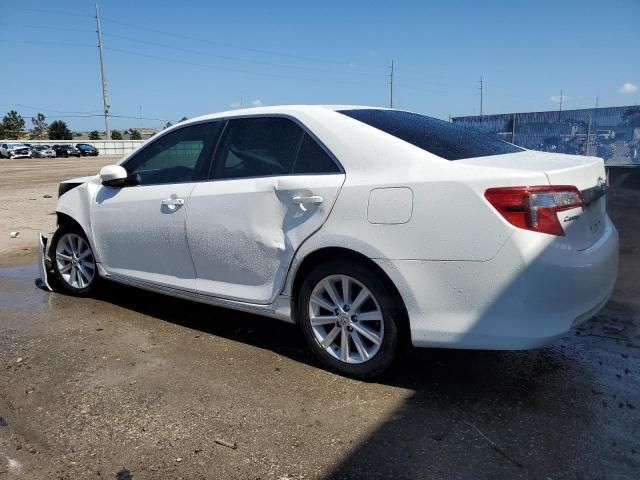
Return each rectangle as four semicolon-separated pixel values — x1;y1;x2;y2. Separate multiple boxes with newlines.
338;109;523;160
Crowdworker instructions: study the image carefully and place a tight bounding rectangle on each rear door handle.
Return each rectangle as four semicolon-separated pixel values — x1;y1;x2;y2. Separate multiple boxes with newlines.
161;197;185;206
292;195;323;206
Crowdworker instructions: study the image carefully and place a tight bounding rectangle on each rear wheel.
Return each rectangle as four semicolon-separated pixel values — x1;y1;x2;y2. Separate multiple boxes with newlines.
297;260;403;379
49;225;98;296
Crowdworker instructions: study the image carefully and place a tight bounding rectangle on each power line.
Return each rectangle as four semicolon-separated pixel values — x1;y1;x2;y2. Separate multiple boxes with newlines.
2;103;103;114
101;16;382;69
101;31;384;78
10;7;93;19
103;46;386;87
14;24;96;35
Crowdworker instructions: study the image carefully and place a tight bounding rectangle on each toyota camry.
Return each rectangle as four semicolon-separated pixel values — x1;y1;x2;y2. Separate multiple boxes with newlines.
39;105;619;378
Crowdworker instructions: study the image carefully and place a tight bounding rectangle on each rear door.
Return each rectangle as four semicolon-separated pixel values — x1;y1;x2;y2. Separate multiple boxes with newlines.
92;121;222;289
187;116;345;304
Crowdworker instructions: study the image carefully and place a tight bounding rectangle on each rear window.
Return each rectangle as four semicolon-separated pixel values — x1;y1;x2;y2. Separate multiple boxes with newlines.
338;109;523;160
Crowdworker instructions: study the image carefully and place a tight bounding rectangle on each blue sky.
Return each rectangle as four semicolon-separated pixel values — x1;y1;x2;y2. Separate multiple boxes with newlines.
1;0;639;131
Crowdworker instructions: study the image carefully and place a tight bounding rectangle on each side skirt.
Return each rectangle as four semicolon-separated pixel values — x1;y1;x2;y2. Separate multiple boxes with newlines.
98;265;294;324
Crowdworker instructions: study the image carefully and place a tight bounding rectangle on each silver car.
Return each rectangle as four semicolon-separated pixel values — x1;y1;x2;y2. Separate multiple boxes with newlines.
31;145;57;158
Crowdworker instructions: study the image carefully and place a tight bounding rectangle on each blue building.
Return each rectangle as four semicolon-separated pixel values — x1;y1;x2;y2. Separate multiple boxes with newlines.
452;105;640;165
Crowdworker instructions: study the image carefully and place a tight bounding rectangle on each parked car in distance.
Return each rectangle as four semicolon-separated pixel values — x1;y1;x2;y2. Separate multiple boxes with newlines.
0;143;32;159
41;105;619;379
52;144;81;158
75;143;99;156
31;145;57;158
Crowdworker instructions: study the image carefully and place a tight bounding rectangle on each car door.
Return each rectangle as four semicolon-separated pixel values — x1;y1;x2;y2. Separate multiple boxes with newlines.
187;116;345;304
91;121;222;290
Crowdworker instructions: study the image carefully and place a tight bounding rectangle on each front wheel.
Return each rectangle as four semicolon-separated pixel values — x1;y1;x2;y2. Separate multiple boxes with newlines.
49;225;98;296
297;260;403;379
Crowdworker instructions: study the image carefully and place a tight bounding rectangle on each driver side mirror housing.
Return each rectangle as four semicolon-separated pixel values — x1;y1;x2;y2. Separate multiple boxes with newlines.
99;165;128;187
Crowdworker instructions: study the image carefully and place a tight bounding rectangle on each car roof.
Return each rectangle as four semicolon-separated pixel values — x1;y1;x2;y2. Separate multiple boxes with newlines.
184;105;390;124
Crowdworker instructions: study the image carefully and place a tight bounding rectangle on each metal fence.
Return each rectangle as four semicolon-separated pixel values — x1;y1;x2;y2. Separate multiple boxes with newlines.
452;105;640;165
0;139;146;156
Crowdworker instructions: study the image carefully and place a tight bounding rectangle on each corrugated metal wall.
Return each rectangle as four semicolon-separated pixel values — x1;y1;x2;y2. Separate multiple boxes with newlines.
452;105;640;165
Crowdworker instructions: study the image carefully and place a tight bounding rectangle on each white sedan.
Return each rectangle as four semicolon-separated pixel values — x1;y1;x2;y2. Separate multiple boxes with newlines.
40;105;618;378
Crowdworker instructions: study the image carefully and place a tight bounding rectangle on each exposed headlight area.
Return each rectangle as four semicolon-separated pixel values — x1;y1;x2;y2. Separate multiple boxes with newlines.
58;182;83;198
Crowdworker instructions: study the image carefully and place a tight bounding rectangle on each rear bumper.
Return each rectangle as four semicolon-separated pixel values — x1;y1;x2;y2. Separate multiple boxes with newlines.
377;217;619;350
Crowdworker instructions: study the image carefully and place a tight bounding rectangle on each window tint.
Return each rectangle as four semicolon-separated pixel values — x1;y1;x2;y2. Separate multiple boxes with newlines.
294;133;340;174
213;117;303;179
339;109;523;160
125;122;221;185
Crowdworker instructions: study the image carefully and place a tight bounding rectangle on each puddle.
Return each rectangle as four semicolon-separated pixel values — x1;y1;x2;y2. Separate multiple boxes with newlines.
0;264;49;312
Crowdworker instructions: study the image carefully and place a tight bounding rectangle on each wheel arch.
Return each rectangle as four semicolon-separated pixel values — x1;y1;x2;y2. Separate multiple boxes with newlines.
289;246;410;337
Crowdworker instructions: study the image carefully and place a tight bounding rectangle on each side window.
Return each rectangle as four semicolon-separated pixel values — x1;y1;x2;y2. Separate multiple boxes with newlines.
124;122;221;185
213;117;303;180
294;133;340;174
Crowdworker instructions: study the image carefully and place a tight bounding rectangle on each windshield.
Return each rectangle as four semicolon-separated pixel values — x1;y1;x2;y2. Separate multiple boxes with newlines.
338;109;523;160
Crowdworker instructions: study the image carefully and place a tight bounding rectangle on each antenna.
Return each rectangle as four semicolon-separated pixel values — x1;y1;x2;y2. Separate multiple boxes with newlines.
95;4;110;139
389;60;394;108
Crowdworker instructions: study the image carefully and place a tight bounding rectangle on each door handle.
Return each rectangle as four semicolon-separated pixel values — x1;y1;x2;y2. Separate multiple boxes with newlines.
161;197;185;206
292;195;323;206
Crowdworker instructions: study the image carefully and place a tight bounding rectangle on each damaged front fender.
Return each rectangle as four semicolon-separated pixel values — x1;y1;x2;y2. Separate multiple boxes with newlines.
36;233;53;292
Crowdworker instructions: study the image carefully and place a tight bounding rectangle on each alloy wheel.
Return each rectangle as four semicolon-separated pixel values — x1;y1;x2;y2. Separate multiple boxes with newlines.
308;275;384;364
55;233;95;289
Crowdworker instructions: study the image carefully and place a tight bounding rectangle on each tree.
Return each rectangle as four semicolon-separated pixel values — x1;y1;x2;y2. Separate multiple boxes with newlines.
31;113;48;139
164;122;173;129
179;116;188;122
48;120;73;140
111;130;122;140
2;110;26;139
129;129;142;140
89;130;101;140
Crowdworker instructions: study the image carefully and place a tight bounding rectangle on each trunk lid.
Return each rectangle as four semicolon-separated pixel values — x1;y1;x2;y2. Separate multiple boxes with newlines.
460;151;608;250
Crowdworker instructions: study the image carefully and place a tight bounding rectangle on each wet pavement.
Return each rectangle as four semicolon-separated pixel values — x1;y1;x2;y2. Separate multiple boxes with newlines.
0;168;639;479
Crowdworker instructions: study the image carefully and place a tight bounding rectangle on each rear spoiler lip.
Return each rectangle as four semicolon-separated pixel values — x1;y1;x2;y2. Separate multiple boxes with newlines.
581;180;608;207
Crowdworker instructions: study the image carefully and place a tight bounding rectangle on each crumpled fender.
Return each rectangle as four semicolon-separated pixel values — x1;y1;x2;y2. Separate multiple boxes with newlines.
36;233;53;291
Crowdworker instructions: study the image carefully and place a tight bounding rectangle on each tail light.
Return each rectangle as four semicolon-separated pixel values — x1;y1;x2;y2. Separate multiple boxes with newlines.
485;186;583;236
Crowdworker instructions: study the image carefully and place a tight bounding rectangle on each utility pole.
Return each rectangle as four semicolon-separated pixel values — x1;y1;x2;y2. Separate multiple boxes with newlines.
139;105;142;130
479;76;483;121
585;115;592;156
558;88;563;123
389;60;394;108
595;96;599;109
95;4;111;139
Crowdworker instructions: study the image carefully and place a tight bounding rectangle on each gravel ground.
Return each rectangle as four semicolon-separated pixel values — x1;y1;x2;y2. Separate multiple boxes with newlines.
0;159;638;479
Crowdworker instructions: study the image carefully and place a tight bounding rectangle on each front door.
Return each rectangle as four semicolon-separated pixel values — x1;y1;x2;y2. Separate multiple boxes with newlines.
92;121;222;290
187;117;345;304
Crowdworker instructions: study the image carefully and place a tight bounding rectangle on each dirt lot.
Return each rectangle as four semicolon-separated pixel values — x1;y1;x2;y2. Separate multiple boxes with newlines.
0;159;638;479
0;156;118;266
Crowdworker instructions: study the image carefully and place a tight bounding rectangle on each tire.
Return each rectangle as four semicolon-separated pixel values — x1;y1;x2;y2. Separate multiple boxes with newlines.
64;152;68;158
49;224;98;296
297;259;404;379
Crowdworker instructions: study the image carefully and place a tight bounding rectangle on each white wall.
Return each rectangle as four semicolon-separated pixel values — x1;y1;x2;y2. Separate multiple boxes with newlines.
1;139;146;156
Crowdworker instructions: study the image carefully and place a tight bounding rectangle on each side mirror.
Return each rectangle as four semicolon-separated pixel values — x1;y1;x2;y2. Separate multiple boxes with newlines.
99;165;128;187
